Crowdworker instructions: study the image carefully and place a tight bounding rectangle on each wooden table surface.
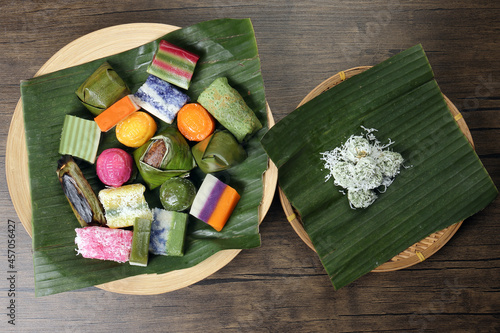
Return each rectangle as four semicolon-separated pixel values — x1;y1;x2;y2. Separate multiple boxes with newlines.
1;1;499;332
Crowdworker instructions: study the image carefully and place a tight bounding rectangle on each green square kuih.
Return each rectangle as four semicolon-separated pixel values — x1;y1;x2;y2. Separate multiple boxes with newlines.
58;115;101;164
149;208;188;256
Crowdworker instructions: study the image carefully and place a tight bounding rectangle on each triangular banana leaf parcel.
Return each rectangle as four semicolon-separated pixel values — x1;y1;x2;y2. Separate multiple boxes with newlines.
21;19;269;296
261;45;497;290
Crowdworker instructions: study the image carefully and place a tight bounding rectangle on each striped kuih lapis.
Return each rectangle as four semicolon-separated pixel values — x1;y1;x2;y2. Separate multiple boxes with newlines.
59;115;101;164
190;174;240;232
132;75;189;124
147;40;199;90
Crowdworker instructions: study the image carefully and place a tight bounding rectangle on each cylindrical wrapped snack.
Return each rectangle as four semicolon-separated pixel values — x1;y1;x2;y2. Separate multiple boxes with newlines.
191;130;247;174
57;155;106;227
75;62;130;116
197;77;262;142
133;127;196;190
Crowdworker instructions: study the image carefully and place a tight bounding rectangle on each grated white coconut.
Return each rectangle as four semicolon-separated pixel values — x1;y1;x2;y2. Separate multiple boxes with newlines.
320;127;405;209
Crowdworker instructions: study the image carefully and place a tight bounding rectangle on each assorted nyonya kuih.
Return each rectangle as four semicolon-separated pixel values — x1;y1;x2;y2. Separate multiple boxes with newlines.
56;40;262;265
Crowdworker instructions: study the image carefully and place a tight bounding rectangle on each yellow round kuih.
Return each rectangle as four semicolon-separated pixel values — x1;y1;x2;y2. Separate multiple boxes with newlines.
116;111;157;148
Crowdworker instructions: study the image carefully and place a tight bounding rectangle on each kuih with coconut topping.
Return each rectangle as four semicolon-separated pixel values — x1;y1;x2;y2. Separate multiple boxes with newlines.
320;127;405;209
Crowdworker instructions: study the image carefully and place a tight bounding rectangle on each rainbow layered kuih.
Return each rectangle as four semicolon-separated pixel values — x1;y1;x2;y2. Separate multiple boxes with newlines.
75;226;133;263
132;75;189;124
189;174;240;232
147;40;199;90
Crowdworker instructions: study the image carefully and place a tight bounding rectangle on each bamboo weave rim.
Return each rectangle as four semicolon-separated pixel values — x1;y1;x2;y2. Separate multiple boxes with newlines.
280;66;472;272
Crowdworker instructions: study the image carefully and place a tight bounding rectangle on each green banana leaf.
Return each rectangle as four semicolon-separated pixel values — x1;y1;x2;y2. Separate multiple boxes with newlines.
261;44;498;290
134;127;196;190
21;18;269;296
192;130;247;173
75;62;130;116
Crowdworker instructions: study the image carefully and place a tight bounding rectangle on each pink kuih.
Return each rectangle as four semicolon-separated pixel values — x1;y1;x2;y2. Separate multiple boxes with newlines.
75;226;133;263
96;148;133;187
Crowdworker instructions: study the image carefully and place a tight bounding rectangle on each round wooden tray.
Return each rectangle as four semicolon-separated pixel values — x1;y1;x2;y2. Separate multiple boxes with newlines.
5;23;278;295
280;66;472;272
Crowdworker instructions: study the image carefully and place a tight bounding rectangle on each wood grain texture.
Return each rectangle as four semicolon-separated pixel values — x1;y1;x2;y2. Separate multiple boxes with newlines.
0;0;498;332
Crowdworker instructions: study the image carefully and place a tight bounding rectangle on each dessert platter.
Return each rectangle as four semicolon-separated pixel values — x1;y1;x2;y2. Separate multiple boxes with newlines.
6;21;277;296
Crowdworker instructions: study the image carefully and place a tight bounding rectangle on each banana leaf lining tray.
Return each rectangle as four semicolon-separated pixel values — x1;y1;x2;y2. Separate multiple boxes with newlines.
7;20;278;296
280;66;472;272
260;45;498;290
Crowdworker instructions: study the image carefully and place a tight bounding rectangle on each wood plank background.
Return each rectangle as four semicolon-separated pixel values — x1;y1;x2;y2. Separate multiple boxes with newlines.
1;0;498;332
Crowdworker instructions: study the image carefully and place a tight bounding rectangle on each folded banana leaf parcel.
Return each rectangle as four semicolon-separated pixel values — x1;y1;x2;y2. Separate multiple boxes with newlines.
261;44;498;290
20;19;269;296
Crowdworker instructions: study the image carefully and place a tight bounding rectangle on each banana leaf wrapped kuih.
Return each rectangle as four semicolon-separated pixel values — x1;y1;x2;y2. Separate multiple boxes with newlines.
75;62;130;116
56;155;106;227
192;130;247;173
261;44;498;290
134;127;196;190
20;18;268;296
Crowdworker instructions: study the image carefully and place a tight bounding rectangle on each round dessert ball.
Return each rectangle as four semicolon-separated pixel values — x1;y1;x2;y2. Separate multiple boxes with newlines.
159;177;196;211
96;148;133;187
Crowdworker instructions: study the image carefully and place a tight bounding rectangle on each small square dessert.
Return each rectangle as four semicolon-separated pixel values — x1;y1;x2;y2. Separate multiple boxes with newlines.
189;174;240;232
59;115;101;164
94;95;140;132
98;184;152;228
132;75;189;124
149;208;188;256
147;40;199;90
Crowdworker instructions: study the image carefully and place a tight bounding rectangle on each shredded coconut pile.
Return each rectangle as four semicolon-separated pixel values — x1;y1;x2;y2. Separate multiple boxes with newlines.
320;126;404;209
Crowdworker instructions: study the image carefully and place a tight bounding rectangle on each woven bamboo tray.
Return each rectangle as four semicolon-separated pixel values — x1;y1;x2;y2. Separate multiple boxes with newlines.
6;23;278;294
280;66;472;272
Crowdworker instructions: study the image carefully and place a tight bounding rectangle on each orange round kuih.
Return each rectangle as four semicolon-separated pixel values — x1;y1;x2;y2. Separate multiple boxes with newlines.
177;103;215;141
116;111;157;148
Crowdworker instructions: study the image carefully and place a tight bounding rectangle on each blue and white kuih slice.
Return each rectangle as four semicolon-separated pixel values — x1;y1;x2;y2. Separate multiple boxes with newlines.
132;75;189;124
149;207;188;257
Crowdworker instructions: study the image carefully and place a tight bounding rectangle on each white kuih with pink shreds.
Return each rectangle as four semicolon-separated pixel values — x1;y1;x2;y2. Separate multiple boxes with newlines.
75;226;133;263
